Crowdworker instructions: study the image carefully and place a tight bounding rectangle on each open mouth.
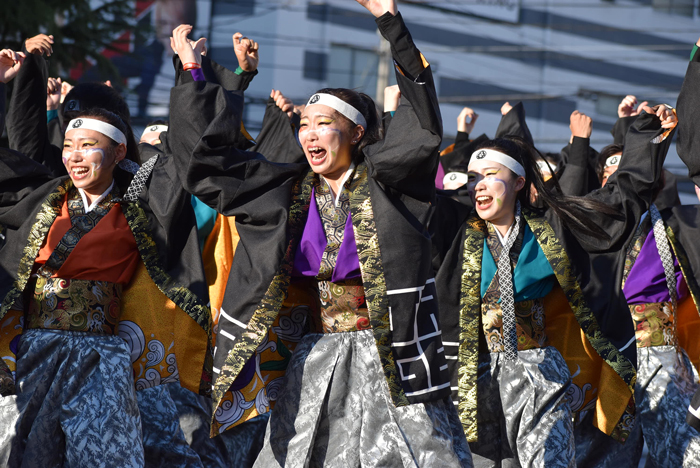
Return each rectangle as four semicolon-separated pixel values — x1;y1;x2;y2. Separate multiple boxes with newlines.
475;195;493;209
71;166;90;180
307;146;327;166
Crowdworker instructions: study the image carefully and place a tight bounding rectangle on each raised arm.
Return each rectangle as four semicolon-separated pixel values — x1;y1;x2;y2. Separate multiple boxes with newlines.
676;37;700;186
250;89;305;164
495;101;534;146
0;49;25;135
163;25;302;217
359;0;442;202
569;107;676;252
557;111;599;196
5;35;65;176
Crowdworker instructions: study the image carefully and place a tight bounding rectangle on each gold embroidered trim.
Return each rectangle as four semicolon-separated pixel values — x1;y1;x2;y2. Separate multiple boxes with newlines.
211;169;315;436
457;213;486;442
349;165;409;407
0;179;68;321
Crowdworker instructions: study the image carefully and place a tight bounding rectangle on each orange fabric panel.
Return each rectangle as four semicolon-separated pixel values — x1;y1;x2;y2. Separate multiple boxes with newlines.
202;214;240;345
36;194;140;284
121;262;207;395
677;295;700;373
0;309;23;375
545;284;632;437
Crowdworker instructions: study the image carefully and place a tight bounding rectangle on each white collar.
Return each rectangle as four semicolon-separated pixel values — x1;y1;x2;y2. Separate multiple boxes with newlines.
322;163;355;207
78;180;115;213
494;219;516;246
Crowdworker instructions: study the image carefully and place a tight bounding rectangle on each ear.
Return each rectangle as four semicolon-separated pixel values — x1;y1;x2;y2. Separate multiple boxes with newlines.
514;176;526;192
351;125;365;145
114;143;127;164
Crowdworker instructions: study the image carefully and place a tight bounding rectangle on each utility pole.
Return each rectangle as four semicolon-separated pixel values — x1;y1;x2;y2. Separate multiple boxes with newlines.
375;29;391;108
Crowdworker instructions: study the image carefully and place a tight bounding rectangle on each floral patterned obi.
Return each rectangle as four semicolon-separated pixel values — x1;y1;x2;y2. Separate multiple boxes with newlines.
27;277;122;335
629;302;675;348
481;295;547;353
314;278;370;334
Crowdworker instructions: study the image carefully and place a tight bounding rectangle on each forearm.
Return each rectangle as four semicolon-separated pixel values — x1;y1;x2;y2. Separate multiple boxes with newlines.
6;51;50;162
558;137;591;197
376;12;425;80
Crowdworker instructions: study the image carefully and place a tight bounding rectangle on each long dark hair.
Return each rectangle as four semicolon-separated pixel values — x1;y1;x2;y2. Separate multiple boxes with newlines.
312;88;382;163
476;136;620;240
62;83;131;128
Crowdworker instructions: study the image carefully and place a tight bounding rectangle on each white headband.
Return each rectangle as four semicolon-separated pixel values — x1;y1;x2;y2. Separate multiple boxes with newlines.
66;118;127;146
469;149;526;178
443;172;470;186
605;154;621;168
306;93;367;129
536;160;557;174
141;125;168;138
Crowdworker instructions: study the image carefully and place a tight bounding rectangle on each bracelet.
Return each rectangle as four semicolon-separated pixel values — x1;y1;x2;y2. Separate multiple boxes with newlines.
183;62;201;71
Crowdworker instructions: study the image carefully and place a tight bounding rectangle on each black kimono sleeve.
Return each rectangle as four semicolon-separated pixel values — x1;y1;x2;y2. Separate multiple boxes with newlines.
0;82;5;136
5;51;65;177
163;81;303;217
250;97;305;164
677;51;700;187
363;12;442;203
557;137;595;196
563;111;672;253
495;101;534;146
611;116;636;146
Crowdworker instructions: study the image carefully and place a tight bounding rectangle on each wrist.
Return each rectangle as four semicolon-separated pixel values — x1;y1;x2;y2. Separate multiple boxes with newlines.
182;62;201;71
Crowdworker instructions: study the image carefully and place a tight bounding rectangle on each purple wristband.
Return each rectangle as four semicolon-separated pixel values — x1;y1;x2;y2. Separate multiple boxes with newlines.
189;68;205;82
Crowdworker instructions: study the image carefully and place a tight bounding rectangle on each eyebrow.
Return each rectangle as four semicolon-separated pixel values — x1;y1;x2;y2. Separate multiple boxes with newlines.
300;113;335;121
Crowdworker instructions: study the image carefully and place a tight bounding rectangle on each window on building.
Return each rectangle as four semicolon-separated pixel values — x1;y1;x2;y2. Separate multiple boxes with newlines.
652;0;695;17
327;45;379;94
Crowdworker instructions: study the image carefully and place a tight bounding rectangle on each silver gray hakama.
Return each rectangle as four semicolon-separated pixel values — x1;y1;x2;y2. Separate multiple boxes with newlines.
0;329;144;468
253;329;473;468
575;346;700;468
469;348;576;468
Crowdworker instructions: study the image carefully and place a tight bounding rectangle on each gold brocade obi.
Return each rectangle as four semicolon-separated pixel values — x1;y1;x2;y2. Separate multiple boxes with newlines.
315;278;370;333
481;295;547;353
630;302;675;348
27;277;122;335
291;278;370;334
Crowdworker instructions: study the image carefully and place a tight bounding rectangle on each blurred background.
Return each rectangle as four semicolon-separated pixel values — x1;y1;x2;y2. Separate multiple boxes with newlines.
2;0;699;201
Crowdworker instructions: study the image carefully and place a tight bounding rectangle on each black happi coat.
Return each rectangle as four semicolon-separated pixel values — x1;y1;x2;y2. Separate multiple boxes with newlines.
430;112;674;440
674;46;700;427
164;12;453;435
0;69;215;396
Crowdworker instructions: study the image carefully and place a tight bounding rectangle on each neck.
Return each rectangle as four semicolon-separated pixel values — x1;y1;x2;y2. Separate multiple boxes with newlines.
322;164;352;197
491;213;515;238
80;179;113;206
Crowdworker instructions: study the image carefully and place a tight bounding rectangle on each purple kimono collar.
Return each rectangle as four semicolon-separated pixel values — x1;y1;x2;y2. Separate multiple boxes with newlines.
292;185;361;282
623;228;688;304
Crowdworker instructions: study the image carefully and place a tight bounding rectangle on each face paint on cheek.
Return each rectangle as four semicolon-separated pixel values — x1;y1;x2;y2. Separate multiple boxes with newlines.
482;177;509;207
317;127;343;161
86;148;106;178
